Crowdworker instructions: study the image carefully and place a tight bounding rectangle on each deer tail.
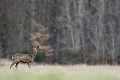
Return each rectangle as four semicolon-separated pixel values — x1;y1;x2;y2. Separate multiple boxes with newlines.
11;55;15;60
12;56;14;59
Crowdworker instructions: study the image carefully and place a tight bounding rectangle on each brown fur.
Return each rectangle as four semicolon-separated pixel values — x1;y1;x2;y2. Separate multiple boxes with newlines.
10;46;39;69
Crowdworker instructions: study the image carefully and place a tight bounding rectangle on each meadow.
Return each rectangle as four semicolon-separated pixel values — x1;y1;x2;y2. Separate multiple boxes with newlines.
0;60;120;80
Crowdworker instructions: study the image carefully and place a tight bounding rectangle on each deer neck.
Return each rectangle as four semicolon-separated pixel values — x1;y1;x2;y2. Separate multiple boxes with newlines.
31;52;37;61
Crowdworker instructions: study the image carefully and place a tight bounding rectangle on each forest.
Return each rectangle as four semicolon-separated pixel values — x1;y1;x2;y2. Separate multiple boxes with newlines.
0;0;120;65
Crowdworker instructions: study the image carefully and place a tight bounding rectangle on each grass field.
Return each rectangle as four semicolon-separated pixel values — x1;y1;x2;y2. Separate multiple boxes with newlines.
0;60;120;80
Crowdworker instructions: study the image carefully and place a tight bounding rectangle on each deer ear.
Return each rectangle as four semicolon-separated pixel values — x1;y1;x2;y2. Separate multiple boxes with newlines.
37;46;39;48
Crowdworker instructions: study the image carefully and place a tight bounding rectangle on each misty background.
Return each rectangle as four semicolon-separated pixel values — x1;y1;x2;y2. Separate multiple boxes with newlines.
0;0;120;65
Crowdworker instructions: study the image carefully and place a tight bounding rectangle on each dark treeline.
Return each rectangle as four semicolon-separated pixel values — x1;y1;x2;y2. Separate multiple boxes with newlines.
0;0;120;65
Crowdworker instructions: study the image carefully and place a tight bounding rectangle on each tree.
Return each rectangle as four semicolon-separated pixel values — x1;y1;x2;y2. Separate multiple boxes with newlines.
30;23;54;63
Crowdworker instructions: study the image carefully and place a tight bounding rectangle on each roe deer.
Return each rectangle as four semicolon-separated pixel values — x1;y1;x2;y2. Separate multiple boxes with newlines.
10;46;39;69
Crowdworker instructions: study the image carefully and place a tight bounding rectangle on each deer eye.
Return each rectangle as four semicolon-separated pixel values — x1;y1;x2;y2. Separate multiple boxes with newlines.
37;46;39;48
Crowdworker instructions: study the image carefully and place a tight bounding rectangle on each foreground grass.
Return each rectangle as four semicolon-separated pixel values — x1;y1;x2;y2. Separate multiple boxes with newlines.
0;64;120;80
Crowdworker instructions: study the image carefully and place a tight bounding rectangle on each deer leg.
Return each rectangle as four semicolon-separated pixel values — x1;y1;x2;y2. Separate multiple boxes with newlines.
15;62;19;69
10;61;18;69
27;62;31;68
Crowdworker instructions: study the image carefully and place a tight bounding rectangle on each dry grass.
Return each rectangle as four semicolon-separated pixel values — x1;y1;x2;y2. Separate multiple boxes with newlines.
0;59;120;80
